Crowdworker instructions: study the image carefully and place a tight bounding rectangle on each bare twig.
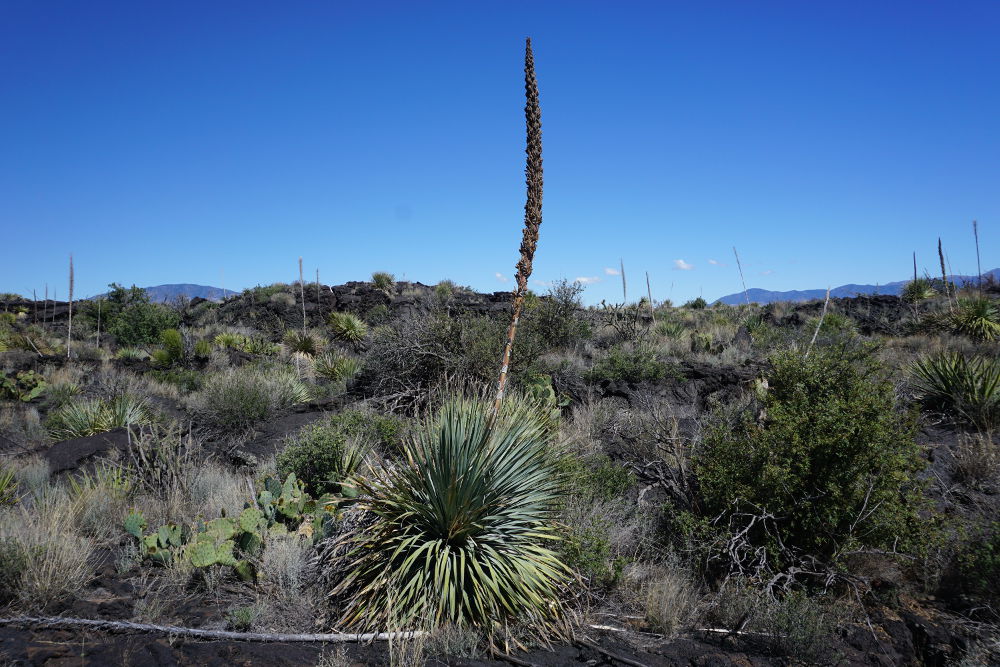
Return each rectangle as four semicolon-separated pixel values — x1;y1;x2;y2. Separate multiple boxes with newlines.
733;246;750;306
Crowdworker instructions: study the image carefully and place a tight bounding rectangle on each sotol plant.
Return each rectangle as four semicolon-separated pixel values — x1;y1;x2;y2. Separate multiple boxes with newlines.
330;395;569;633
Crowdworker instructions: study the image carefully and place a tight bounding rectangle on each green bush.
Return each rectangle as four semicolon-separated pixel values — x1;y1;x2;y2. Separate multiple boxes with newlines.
586;344;672;383
532;279;590;349
912;352;1000;429
960;523;1000;602
557;453;634;503
277;422;369;495
330;396;568;632
101;284;180;347
683;297;707;309
696;342;929;569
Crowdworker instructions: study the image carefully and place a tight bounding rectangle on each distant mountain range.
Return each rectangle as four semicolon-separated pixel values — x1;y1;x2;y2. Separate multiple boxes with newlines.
89;284;229;303
714;268;1000;305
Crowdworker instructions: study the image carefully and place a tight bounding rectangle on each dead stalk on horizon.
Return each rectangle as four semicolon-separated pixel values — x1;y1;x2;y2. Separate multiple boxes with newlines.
805;287;830;358
493;37;543;420
938;237;953;314
973;220;982;292
734;246;750;307
299;257;306;334
645;271;655;322
620;258;627;303
67;254;74;359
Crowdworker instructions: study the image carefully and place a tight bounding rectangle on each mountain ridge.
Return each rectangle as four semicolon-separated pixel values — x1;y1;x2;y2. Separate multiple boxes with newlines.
713;268;1000;305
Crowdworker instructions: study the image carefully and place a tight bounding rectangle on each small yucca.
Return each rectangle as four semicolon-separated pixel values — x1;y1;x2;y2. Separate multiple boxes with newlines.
283;330;326;357
951;297;1000;341
901;278;937;304
912;351;1000;428
327;312;368;347
314;351;363;383
47;395;150;441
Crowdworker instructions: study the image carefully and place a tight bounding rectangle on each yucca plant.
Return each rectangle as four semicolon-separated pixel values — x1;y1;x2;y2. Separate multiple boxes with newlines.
114;347;148;361
371;271;395;296
912;351;1000;429
47;395;150;441
0;466;19;506
655;319;686;339
283;329;325;357
951;297;1000;341
327;312;368;347
330;395;569;633
314;350;363;384
901;277;938;304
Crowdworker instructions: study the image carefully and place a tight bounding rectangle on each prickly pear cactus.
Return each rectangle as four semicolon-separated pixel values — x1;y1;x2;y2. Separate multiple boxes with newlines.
124;511;147;539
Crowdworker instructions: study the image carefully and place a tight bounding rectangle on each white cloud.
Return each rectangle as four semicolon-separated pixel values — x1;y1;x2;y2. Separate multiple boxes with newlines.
574;276;601;285
494;272;508;283
532;280;550;288
708;259;726;267
674;259;694;271
760;269;774;276
604;267;620;276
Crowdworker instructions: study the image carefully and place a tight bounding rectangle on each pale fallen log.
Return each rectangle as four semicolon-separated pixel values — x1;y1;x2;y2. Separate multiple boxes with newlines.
0;616;425;643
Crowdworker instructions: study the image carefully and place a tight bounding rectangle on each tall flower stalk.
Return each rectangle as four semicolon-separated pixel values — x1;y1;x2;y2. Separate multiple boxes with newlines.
494;37;543;419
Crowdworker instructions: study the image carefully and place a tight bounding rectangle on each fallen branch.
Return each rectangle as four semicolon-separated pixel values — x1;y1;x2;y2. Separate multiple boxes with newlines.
576;638;650;667
0;616;425;643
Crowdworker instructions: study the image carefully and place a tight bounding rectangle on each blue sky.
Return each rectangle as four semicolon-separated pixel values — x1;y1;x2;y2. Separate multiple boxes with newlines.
1;1;997;304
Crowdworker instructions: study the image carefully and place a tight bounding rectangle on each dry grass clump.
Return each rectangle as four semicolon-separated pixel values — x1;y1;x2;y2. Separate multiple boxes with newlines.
0;485;96;609
636;562;702;637
258;534;313;594
189;364;311;433
952;431;999;489
0;403;46;447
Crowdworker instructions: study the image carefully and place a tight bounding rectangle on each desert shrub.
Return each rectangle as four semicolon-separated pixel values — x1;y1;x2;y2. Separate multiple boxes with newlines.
102;283;180;347
276;422;370;495
532;279;589;349
557;453;634;503
0;538;28;603
47;395;150;440
371;271;395;295
708;582;837;660
270;292;296;309
149;368;203;392
912;351;1000;429
329;395;569;632
586;343;672;384
192;365;310;432
951;296;1000;341
325;410;406;454
328;311;368;346
696;342;929;571
683;297;707;309
959;523;1000;603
